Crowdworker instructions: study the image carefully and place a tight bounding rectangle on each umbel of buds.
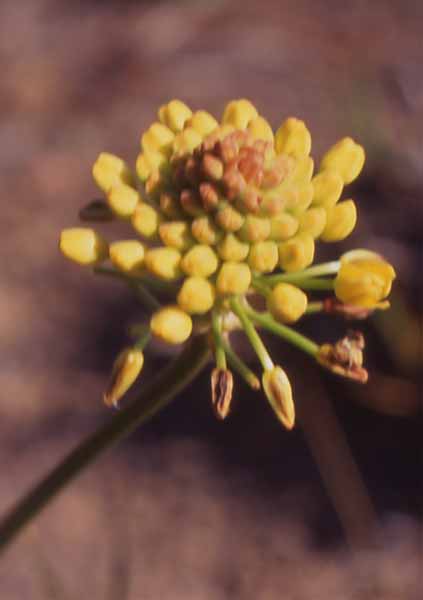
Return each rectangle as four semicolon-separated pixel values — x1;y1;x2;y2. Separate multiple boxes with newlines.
59;99;396;430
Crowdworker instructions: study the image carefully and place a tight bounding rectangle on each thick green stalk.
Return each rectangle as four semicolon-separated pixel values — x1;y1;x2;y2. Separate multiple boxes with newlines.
0;335;210;554
264;260;340;285
244;306;319;357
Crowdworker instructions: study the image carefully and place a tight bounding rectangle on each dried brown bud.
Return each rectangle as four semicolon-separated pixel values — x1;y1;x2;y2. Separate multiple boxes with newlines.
211;368;234;420
180;188;204;216
184;156;201;186
322;297;375;320
199;182;220;211
317;330;368;383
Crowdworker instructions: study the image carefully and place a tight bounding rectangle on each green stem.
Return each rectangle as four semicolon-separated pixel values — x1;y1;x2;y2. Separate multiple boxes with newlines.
288;278;334;291
0;335;210;554
211;310;227;370
306;301;324;314
244;305;319;357
263;260;340;285
94;265;161;311
229;297;274;371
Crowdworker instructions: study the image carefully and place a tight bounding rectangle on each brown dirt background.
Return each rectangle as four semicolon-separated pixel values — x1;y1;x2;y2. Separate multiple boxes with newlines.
0;1;421;598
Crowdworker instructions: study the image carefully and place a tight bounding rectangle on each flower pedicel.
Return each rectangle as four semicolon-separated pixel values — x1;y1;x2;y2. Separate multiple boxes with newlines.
60;99;396;429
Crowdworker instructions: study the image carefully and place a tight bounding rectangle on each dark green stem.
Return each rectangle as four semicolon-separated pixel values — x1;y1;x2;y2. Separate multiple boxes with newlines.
94;265;161;310
0;335;210;554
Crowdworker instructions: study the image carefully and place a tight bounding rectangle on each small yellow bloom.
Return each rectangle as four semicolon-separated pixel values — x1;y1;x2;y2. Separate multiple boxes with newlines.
131;203;162;239
177;277;215;314
334;250;396;308
150;305;192;344
187;110;218;137
158;99;192;132
172;127;203;155
60;227;108;266
248;116;274;143
248;241;278;273
191;216;222;245
262;366;295;430
239;215;271;243
109;240;145;273
107;184;139;218
92;152;133;193
320;199;357;242
104;347;144;407
311;170;343;209
289;183;314;216
222;99;258;129
278;232;315;272
269;213;299;241
181;244;219;278
144;247;182;280
320;137;365;184
136;150;167;182
217;233;250;262
298;207;327;238
275;118;311;158
159;221;194;251
141;122;175;155
267;283;307;323
216;262;251;295
286;155;314;185
215;205;244;232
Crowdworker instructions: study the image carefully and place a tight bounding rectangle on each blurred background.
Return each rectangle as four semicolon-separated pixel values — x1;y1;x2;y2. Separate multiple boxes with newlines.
0;0;421;598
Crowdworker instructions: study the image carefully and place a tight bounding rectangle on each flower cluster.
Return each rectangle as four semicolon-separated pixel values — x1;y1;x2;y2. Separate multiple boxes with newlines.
60;99;395;429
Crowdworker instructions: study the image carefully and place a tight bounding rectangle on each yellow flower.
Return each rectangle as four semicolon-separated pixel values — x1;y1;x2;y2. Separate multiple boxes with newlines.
298;207;327;238
107;184;139;218
104;348;144;407
262;366;295;430
150;305;192;344
267;283;307;324
275;118;311;158
180;244;218;278
216;262;251;295
222;99;258;129
158;100;192;132
320;200;357;242
334;250;396;308
320;137;365;184
131;203;162;238
248;241;278;273
177;277;215;314
92;152;133;193
159;221;194;251
109;240;145;273
217;233;250;262
59;228;108;266
278;232;315;272
144;247;182;280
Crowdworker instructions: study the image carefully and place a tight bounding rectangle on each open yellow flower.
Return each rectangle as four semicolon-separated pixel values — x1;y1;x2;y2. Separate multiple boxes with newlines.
334;250;396;308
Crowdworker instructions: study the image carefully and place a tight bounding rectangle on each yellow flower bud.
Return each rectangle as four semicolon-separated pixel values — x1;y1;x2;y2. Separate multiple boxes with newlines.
191;216;222;245
298;207;327;238
109;240;145;273
144;247;182;280
158;100;192;132
141;122;174;155
275;118;311;158
150;305;192;344
288;183;314;216
248;116;274;142
267;283;307;323
181;244;219;278
248;241;278;273
278;232;315;272
311;170;343;209
320;199;357;242
172;127;203;155
59;228;108;266
217;233;250;262
215;205;244;233
216;262;251;295
104;347;144;407
320;137;365;184
239;215;271;243
262;366;295;430
107;184;139;218
159;221;194;251
222;99;258;129
269;213;299;241
334;250;396;308
159;192;183;219
188;110;218;137
177;277;215;314
92;152;133;193
131;203;162;238
287;156;314;185
136;150;167;182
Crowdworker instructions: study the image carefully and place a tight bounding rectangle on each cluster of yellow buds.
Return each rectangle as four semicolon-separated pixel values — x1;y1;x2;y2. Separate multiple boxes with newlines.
59;99;396;430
